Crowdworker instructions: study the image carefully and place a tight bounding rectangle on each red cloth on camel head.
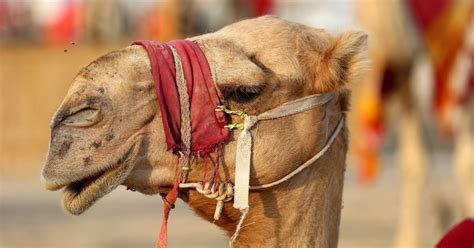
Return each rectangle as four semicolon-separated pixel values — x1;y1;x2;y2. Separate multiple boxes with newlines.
131;40;228;155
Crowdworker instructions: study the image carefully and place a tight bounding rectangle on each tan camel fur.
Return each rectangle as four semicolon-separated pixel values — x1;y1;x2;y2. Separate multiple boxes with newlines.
42;16;368;247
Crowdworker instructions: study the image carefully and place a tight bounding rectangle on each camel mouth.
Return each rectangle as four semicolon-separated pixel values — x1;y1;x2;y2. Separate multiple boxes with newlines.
61;143;139;215
44;171;105;192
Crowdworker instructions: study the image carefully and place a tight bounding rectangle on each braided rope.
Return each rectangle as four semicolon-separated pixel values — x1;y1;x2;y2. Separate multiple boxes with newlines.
169;44;233;220
169;46;192;182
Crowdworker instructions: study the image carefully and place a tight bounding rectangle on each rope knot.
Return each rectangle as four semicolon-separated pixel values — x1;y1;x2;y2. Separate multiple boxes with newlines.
179;181;234;221
197;182;234;202
216;105;248;118
216;105;251;130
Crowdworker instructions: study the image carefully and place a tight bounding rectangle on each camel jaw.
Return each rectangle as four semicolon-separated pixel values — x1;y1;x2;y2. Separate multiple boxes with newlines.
60;142;140;215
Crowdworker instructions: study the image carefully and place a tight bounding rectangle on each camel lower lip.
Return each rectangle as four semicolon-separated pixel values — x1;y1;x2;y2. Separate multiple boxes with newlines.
61;146;137;215
62;165;122;215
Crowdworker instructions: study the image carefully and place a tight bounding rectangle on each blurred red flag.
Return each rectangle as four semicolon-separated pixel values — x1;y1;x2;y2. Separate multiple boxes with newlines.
436;218;474;248
408;0;474;135
45;0;83;45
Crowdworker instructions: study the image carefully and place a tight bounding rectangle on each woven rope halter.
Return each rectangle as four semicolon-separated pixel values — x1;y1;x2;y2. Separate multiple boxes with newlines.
161;44;344;248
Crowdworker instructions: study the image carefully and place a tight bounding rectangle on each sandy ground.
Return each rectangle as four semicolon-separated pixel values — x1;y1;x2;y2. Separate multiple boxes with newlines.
1;153;464;248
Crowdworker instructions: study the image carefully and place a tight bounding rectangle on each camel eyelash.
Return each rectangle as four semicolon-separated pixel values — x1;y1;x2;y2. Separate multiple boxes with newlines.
218;55;269;103
221;85;264;103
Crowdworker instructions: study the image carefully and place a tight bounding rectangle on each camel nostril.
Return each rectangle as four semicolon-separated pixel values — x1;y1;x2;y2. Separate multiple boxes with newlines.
61;107;102;127
51;108;72;130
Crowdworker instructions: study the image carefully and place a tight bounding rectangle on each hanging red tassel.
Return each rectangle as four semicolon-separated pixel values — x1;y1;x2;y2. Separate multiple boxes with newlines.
202;155;209;186
212;145;221;191
156;157;182;248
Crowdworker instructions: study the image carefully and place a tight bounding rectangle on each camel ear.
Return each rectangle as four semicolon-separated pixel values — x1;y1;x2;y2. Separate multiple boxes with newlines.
308;30;368;92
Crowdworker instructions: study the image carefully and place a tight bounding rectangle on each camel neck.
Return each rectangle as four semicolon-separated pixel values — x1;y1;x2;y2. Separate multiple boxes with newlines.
184;134;347;248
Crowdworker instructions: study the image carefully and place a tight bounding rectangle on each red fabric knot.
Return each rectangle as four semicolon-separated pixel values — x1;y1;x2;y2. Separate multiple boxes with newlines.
131;40;229;155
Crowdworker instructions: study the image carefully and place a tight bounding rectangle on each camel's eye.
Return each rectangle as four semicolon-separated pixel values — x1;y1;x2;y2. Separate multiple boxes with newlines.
62;107;101;127
223;85;263;103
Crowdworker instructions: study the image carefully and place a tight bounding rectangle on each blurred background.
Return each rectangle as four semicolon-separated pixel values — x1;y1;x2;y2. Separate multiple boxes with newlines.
0;0;472;247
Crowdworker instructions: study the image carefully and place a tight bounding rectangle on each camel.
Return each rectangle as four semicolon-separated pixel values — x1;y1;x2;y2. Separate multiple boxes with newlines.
41;16;368;247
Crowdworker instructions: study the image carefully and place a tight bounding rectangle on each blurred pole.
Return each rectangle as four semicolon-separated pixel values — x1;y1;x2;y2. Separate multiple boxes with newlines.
394;112;427;248
453;101;474;216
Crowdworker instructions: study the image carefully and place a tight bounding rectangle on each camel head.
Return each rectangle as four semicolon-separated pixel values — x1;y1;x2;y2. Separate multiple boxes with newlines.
42;16;367;217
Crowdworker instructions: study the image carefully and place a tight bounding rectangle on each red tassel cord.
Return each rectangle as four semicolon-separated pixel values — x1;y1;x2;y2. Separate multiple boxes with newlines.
202;155;209;186
156;156;183;248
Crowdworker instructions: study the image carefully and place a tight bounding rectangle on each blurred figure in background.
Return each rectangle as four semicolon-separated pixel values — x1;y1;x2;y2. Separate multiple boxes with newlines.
0;0;36;41
0;0;274;43
85;0;123;42
355;0;473;247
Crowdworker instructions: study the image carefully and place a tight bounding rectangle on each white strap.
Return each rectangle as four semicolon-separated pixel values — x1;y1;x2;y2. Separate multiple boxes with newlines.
179;92;341;246
233;116;258;210
232;92;338;211
257;92;337;120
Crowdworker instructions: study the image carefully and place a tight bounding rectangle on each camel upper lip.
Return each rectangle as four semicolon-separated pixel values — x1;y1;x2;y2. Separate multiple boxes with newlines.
45;181;67;191
42;140;137;193
43;168;108;192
